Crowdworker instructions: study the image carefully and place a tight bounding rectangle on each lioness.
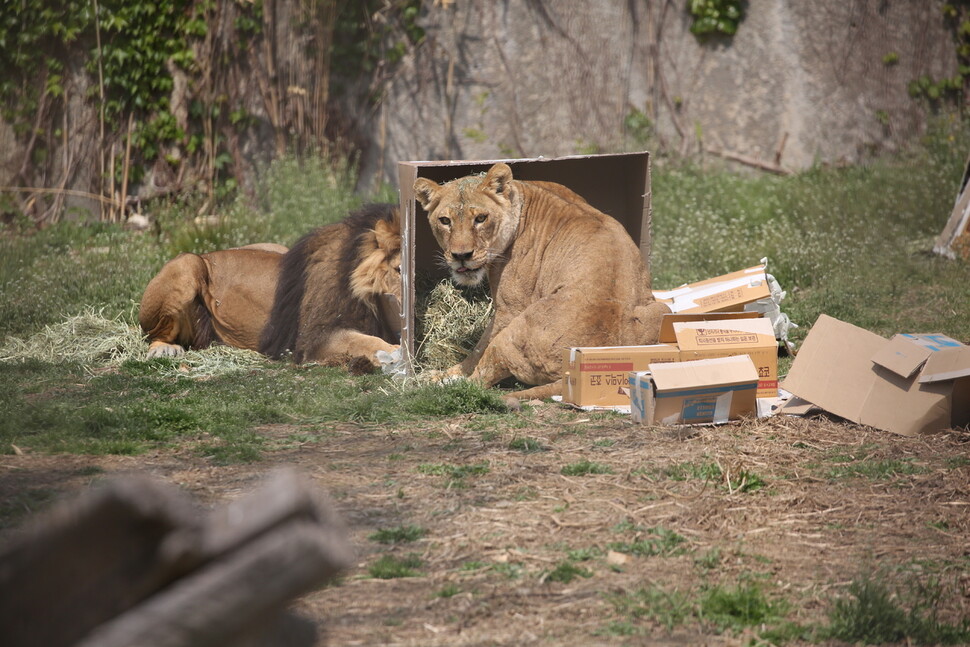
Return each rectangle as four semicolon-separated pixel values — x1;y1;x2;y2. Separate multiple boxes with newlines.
413;163;670;398
139;203;402;372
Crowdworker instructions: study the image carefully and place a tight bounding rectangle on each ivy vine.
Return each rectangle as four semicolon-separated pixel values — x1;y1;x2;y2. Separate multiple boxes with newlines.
0;0;424;208
687;0;744;37
907;2;970;109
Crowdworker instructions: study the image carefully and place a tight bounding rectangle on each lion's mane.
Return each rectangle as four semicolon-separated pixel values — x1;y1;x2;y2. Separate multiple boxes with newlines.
259;203;401;363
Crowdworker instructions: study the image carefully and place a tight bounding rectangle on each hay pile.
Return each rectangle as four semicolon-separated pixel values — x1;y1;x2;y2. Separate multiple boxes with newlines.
0;307;267;379
414;280;493;372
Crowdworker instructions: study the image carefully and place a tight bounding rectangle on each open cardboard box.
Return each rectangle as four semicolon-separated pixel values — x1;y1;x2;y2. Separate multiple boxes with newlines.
561;311;778;408
396;152;653;372
629;355;759;425
782;314;970;435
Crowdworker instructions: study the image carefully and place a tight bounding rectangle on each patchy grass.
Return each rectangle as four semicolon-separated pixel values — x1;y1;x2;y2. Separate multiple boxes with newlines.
823;573;970;644
368;553;422;579
608;525;688;558
508;436;547;453
369;524;427;544
561;459;613;476
0;355;515;461
543;560;593;584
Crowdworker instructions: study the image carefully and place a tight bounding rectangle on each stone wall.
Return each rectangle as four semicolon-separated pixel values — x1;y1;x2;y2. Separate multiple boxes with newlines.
355;0;957;187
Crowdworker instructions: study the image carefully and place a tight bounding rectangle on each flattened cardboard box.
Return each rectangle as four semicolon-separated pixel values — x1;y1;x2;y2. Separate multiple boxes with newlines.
652;264;771;314
782;314;970;435
398;152;652;373
629;355;759;425
562;312;777;407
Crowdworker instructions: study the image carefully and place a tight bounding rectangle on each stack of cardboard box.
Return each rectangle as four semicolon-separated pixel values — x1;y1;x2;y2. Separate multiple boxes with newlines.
562;264;781;425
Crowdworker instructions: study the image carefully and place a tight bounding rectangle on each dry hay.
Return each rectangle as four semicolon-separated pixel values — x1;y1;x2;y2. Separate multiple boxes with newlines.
414;279;492;372
0;307;267;379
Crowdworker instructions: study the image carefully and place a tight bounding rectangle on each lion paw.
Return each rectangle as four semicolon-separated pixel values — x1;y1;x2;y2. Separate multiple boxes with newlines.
147;342;185;359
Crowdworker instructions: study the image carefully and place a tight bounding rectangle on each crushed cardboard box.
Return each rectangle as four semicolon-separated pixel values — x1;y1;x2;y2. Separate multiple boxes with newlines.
629;355;759;426
782;314;970;435
562;312;778;408
652;264;771;313
652;260;797;350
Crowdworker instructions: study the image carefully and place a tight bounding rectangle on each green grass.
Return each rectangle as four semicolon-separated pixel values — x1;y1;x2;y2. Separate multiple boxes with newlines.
815;447;930;481
416;461;491;489
608;525;688;558
606;580;795;637
698;581;790;633
606;586;694;631
560;459;613;476
435;583;461;598
368;553;422;579
0;357;511;462
659;460;766;492
543;560;593;584
824;457;929;481
823;574;970;644
651;118;970;344
369;524;427;544
508;436;546;452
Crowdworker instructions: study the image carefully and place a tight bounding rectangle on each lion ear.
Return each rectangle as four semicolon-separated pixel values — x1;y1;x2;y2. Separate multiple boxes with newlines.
481;163;513;197
413;178;440;211
373;217;400;252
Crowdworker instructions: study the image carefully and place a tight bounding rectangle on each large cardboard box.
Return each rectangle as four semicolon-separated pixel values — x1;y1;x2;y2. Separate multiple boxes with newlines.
782;314;970;435
562;344;680;408
397;152;653;372
562;312;778;407
629;355;759;425
652;264;771;313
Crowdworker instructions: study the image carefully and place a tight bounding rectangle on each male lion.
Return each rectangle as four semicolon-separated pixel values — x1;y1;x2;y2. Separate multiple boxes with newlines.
413;163;670;398
139;203;402;372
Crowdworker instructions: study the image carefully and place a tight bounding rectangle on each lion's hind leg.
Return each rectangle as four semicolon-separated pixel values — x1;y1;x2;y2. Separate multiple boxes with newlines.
139;253;210;359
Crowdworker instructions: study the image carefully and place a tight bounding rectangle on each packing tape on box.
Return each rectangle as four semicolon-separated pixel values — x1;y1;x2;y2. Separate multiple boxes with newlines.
713;391;732;424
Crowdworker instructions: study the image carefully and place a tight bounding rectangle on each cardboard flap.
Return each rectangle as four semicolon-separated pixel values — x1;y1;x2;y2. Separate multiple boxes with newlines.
658;312;760;344
672;317;776;351
648;355;758;392
870;335;932;379
919;347;970;383
872;333;970;383
653;265;770;313
781;314;887;426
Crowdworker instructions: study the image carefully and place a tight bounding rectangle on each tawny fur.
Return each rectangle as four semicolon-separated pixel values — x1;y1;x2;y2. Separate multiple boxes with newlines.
259;203;402;371
414;164;670;399
139;204;402;372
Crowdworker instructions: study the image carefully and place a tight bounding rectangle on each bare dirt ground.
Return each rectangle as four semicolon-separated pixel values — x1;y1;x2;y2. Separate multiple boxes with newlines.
2;405;969;646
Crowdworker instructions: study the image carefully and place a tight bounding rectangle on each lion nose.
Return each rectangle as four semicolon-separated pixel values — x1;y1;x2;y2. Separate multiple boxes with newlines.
452;250;473;263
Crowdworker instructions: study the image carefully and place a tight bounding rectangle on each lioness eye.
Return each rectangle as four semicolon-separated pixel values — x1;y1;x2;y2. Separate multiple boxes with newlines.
438;216;451;226
474;214;488;224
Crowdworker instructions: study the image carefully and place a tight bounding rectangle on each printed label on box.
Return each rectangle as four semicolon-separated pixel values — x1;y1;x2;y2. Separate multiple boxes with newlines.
693;330;760;346
682;396;718;421
695;288;745;310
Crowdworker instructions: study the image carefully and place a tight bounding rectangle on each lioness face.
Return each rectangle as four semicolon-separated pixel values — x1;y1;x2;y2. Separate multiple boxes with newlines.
414;163;521;287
